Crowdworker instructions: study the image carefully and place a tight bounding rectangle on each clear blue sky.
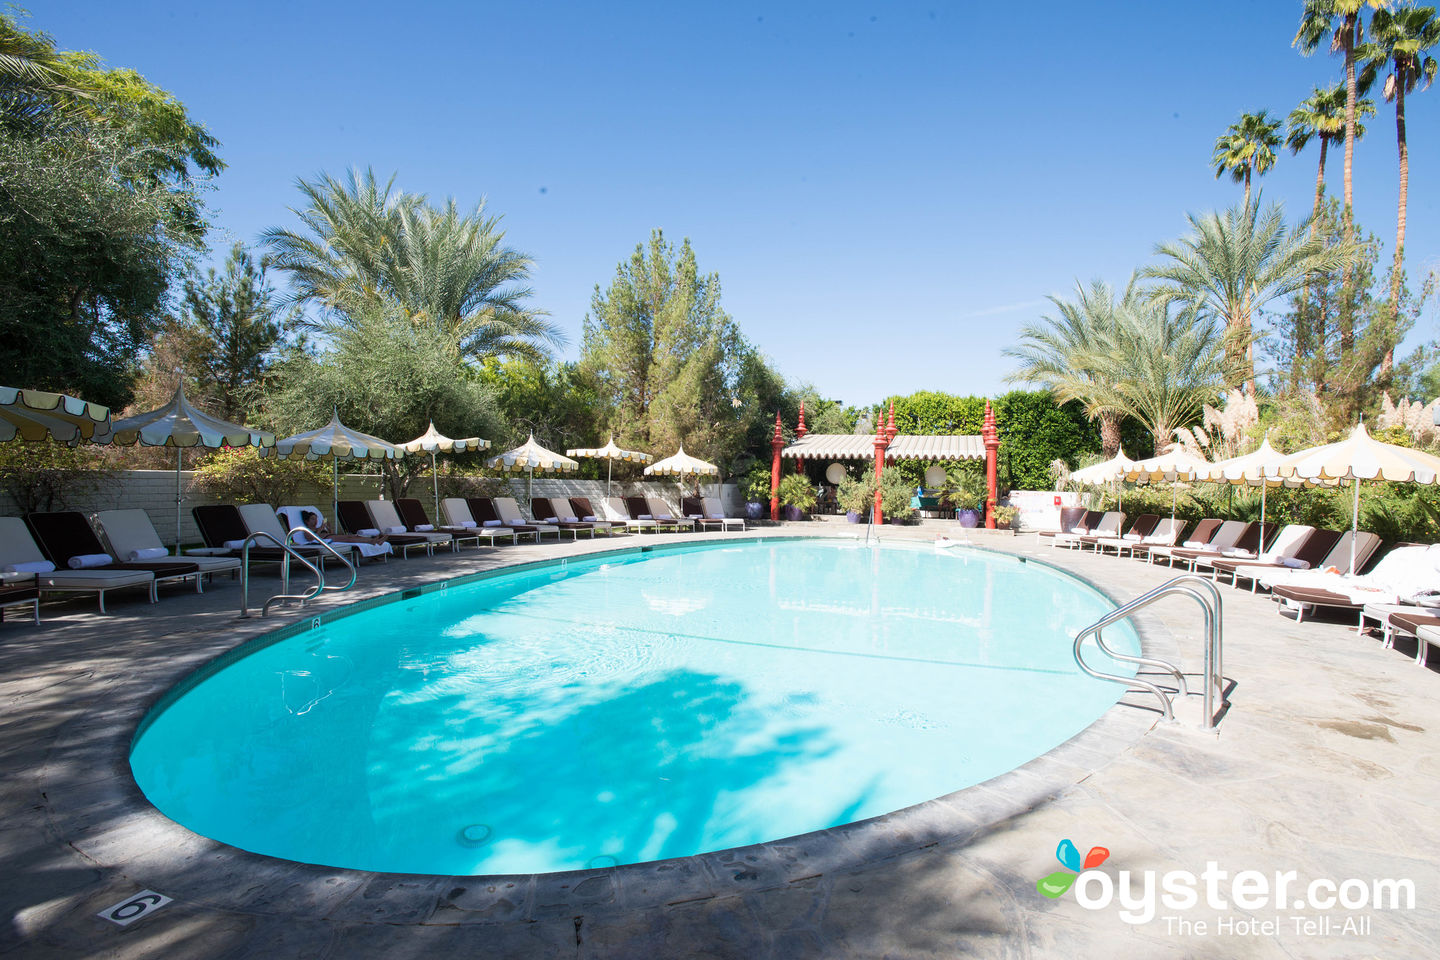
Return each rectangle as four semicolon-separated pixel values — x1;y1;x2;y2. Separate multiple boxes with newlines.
37;1;1439;405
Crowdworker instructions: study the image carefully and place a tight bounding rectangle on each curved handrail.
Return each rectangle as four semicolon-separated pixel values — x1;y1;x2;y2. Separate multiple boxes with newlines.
1073;574;1226;728
239;531;325;618
285;528;357;594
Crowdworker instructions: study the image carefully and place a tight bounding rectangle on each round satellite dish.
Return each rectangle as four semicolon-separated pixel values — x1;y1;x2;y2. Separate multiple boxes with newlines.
825;462;847;484
924;464;947;488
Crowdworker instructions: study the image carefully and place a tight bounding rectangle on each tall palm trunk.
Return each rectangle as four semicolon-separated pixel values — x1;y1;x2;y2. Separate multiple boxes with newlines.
1099;411;1121;459
1294;137;1330;392
1383;71;1409;378
1242;167;1252;210
1340;15;1357;360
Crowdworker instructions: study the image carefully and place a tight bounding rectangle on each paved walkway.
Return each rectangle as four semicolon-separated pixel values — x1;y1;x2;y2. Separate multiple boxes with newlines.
2;526;1437;958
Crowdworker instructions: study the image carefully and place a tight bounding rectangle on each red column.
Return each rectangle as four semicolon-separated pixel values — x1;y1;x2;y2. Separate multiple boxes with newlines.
872;416;888;524
885;399;897;442
769;411;784;522
982;400;1000;529
795;401;808;474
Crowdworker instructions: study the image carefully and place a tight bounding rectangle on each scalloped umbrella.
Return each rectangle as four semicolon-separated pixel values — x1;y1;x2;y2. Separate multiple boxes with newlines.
645;445;720;497
398;422;490;522
264;411;400;530
487;434;578;512
110;384;276;549
0;385;112;444
1123;448;1212;523
1270;422;1440;575
566;436;652;498
1201;436;1332;529
1069;447;1136;512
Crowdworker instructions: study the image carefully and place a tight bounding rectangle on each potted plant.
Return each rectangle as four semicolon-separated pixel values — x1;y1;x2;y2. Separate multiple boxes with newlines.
740;463;773;520
991;504;1020;534
778;473;817;521
878;472;916;523
836;476;873;522
943;472;987;528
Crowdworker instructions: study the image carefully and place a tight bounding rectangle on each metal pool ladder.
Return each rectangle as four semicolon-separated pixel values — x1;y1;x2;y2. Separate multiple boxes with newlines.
238;531;357;618
1072;574;1225;729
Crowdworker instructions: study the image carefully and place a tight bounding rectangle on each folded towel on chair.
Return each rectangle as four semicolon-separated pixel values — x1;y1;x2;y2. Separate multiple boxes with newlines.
582;515;599;522
128;547;170;561
459;520;477;528
414;523;434;532
3;560;55;574
68;553;113;569
483;520;502;527
358;528;381;537
224;538;249;549
384;525;407;535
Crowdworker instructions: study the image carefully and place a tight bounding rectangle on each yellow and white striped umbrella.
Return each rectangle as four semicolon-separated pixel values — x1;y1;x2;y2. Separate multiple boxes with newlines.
399;422;490;520
0;385;112;444
1069;447;1136;486
644;446;719;478
265;411;400;527
488;434;578;509
1201;436;1330;528
1273;423;1440;572
111;384;275;548
1123;448;1211;483
568;436;651;497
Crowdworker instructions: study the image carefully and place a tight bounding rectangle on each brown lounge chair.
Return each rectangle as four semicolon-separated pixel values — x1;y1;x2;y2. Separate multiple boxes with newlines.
1387;611;1440;666
0;581;39;624
682;496;725;532
568;497;626;535
193;504;319;567
1208;528;1341;591
24;511;203;592
1038;510;1103;545
531;497;600;538
1143;519;1229;566
467;497;543;543
1073;514;1157;552
439;499;520;546
335;500;434;558
396;498;484;549
1097;518;1185;557
625;496;684;532
1162;521;1270;570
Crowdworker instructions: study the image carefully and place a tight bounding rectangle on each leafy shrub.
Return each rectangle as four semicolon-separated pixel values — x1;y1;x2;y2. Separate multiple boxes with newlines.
741;462;774;502
837;475;874;515
778;473;816;511
0;442;115;514
191;448;332;506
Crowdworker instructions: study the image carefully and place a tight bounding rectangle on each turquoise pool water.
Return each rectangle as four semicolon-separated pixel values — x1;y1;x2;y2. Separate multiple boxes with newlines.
130;539;1138;875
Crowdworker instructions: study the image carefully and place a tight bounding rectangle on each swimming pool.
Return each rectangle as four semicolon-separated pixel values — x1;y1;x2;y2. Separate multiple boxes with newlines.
130;538;1138;876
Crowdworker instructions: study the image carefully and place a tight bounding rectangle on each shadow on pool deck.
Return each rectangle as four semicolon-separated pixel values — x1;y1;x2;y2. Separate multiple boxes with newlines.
3;527;1440;958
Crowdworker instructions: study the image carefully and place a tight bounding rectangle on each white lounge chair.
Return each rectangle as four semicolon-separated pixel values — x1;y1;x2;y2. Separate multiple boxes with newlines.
493;497;562;541
602;497;658;534
365;500;454;552
645;496;695;532
702;497;745;531
0;516;155;612
94;509;242;580
441;499;520;546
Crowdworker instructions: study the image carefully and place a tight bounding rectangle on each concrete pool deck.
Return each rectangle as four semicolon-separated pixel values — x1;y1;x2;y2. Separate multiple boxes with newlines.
2;525;1438;958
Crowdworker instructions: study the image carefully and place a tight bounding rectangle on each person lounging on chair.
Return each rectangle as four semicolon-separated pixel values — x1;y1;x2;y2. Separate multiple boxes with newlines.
275;506;393;561
1271;543;1440;625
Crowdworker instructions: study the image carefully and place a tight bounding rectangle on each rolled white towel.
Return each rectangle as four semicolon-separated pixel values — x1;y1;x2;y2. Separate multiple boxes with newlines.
68;553;114;569
688;514;703;520
459;520;477;528
483;520;502;527
414;523;435;532
1279;557;1310;569
1221;547;1256;558
540;517;558;523
1182;540;1205;548
128;547;170;561
358;528;381;537
638;514;653;520
384;525;407;535
1122;533;1142;541
562;516;580;523
3;560;55;574
582;515;599;522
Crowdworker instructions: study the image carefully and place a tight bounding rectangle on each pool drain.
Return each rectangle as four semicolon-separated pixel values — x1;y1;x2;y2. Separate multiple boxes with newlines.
457;823;492;847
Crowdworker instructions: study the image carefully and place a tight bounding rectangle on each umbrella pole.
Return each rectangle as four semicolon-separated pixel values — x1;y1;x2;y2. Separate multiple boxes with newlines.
607;458;613;499
1171;484;1177;523
333;458;340;532
432;451;440;523
1351;478;1360;574
175;447;183;553
1260;483;1266;529
527;467;533;516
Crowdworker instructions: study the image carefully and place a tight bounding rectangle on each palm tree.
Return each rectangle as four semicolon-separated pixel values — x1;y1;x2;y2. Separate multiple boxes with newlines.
1106;299;1233;456
1212;111;1282;208
1359;4;1440;375
1295;0;1389;357
1004;279;1135;458
1145;201;1357;393
1285;84;1373;389
0;13;98;128
1286;83;1373;226
263;168;561;361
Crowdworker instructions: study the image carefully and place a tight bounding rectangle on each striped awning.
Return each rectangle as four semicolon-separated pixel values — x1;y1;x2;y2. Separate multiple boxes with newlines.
780;433;985;461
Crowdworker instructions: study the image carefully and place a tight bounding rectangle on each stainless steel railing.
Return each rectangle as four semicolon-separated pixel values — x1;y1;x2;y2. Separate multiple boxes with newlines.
237;530;356;618
1073;574;1225;729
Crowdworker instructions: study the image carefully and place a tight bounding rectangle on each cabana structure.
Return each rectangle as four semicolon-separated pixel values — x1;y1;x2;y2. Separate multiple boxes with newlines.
772;401;1001;525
